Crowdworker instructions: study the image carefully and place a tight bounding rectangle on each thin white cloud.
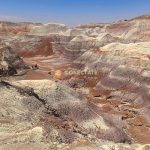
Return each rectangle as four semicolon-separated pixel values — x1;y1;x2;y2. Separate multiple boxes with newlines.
0;16;26;22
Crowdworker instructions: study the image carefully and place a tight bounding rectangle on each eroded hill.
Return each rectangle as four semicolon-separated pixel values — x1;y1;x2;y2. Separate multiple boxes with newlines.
0;13;150;150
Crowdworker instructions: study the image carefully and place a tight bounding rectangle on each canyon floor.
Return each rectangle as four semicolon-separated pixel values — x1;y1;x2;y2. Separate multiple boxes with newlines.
0;14;150;150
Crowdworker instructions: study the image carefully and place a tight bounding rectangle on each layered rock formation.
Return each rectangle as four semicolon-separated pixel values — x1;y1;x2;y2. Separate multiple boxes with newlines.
0;13;150;149
0;45;26;76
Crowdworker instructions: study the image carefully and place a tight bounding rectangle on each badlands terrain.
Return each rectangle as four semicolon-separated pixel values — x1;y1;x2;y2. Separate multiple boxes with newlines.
0;13;150;150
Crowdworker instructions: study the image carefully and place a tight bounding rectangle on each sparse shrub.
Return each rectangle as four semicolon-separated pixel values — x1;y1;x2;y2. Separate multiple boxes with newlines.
58;130;76;143
98;127;131;143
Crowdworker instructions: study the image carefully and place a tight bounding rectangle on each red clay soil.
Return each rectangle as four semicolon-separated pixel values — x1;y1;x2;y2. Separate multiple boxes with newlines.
17;38;53;58
128;125;150;144
14;53;150;144
0;24;30;35
24;70;50;80
106;22;132;33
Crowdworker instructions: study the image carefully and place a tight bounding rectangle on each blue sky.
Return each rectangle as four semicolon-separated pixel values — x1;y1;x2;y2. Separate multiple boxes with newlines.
0;0;150;26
